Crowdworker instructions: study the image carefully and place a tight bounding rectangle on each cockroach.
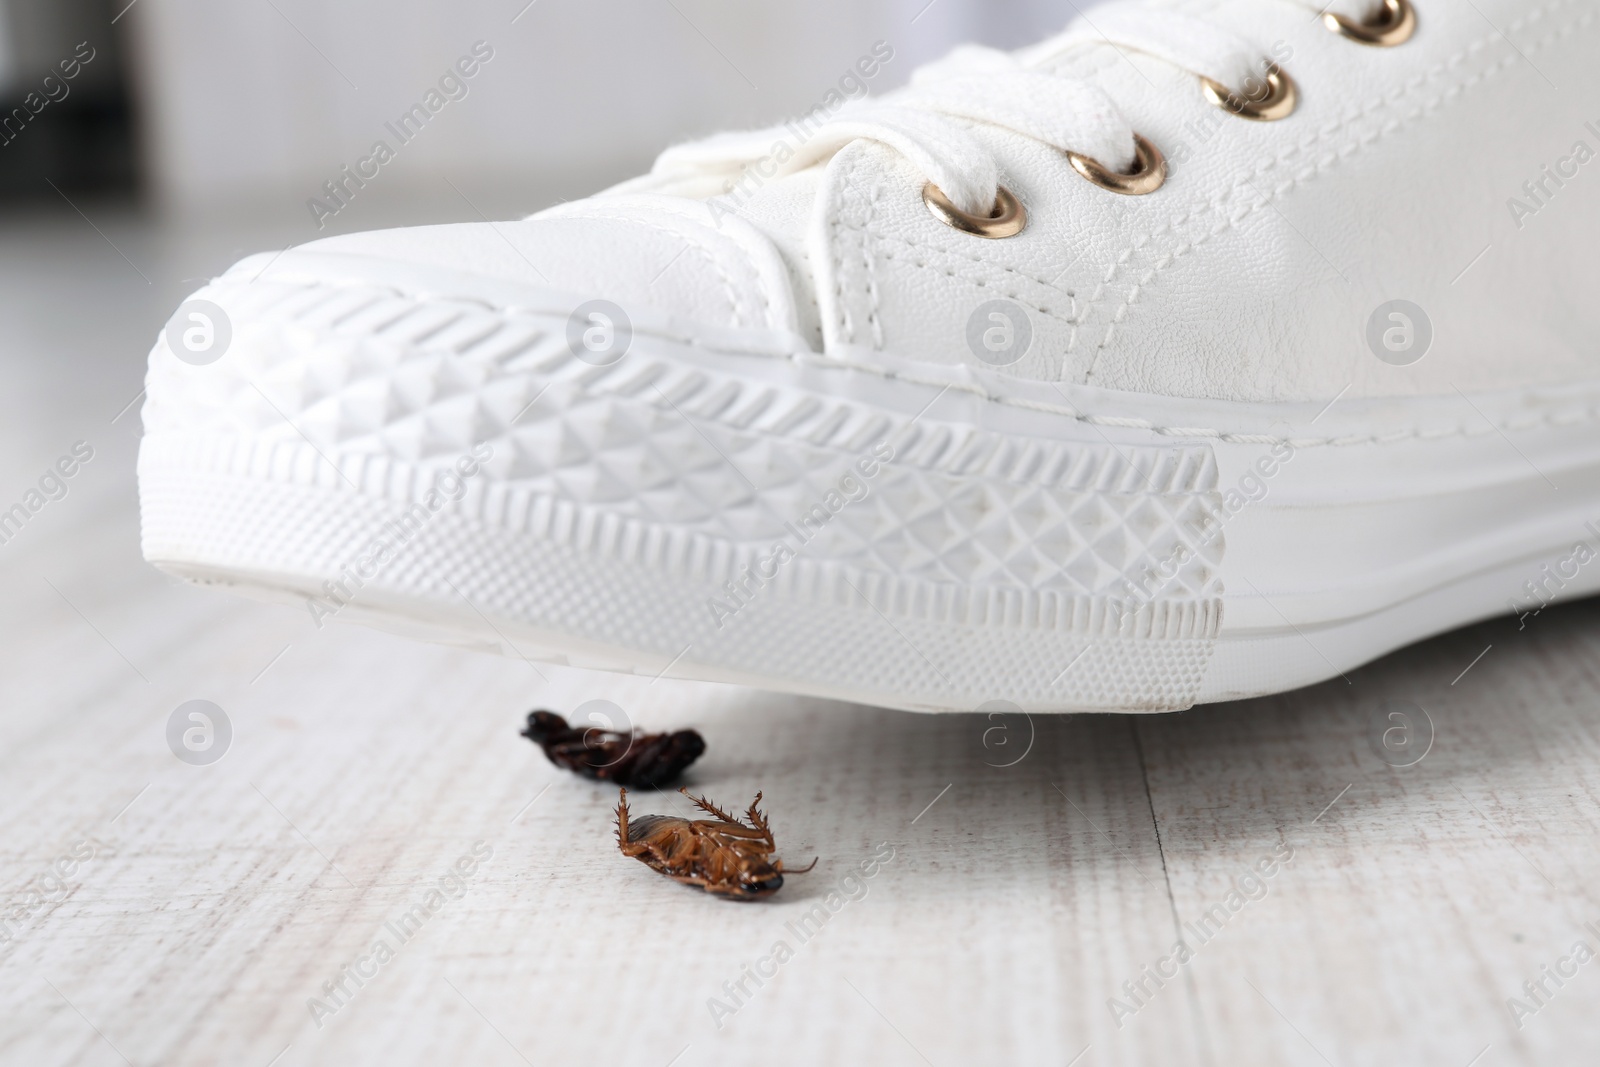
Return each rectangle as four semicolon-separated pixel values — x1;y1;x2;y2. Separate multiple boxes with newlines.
521;709;704;789
616;787;816;900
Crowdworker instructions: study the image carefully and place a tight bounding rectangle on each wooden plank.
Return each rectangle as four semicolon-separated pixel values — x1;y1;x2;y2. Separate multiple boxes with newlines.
1;480;1194;1066
1138;602;1600;1067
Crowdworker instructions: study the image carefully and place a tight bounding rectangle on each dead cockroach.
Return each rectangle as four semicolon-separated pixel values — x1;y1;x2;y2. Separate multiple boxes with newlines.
616;787;816;900
521;709;704;789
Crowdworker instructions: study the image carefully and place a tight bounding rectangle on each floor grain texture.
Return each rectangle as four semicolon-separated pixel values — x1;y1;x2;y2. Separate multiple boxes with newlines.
2;204;1598;1067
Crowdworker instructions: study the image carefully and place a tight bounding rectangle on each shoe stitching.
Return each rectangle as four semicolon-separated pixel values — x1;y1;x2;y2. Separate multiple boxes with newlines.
1082;0;1593;380
221;272;1600;449
834;167;1082;338
794;245;826;352
820;4;1575;373
870;244;1078;326
858;228;1081;324
828;151;869;345
1083;16;1513;363
863;178;887;349
1093;0;1581;298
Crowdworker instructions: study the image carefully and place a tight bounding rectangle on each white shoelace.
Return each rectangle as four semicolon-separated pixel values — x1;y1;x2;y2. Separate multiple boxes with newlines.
652;0;1382;216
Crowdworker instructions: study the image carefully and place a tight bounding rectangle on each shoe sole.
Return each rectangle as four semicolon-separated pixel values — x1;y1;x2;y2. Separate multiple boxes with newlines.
138;253;1600;713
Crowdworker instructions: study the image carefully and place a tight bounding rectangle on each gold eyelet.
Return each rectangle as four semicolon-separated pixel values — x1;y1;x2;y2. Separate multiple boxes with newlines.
1067;133;1167;196
922;183;1027;238
1199;66;1298;121
1324;0;1416;47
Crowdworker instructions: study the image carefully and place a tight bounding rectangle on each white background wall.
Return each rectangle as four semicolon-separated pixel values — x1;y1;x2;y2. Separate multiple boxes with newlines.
123;0;1083;212
0;4;13;88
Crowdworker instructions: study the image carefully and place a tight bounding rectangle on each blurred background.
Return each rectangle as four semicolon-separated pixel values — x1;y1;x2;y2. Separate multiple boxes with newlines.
0;0;1090;512
3;0;1076;218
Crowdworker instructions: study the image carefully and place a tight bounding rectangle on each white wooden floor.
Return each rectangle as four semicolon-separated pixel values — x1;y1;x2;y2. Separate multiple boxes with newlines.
3;200;1599;1067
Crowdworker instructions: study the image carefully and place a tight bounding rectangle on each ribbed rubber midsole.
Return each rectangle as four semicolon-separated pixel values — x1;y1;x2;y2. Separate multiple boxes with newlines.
139;434;1224;714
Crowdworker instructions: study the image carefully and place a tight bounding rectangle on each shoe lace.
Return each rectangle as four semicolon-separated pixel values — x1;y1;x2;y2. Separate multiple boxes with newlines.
648;0;1382;216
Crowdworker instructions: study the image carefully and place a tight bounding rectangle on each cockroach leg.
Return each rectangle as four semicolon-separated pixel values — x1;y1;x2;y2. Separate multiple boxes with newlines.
744;792;766;827
615;788;634;850
744;793;775;848
679;786;741;825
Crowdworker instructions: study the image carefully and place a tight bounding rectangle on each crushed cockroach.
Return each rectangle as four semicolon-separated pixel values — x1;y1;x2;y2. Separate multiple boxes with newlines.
616;787;816;900
521;709;704;789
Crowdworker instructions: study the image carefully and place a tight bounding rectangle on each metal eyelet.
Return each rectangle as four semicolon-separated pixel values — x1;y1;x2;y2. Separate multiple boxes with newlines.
922;183;1028;238
1067;133;1167;196
1324;0;1416;47
1199;66;1298;121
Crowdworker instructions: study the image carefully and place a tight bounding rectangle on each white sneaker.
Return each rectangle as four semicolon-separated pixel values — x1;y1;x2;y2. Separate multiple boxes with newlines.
139;0;1600;713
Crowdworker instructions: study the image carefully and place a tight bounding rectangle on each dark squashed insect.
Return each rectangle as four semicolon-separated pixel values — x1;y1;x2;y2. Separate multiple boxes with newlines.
616;787;816;900
521;710;705;789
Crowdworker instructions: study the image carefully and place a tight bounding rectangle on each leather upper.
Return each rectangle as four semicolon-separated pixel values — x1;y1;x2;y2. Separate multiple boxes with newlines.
304;0;1600;404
